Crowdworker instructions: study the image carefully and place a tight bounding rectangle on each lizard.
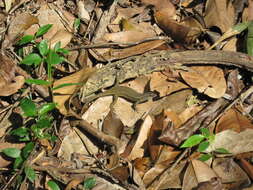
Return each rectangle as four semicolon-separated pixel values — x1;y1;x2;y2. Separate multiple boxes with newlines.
82;85;157;110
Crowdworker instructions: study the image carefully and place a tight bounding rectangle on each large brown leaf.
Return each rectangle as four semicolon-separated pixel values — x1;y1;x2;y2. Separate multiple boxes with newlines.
180;66;226;98
216;108;253;133
204;0;235;32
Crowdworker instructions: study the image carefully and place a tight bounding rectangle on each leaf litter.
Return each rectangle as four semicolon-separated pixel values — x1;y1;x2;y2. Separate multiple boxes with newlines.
1;0;253;189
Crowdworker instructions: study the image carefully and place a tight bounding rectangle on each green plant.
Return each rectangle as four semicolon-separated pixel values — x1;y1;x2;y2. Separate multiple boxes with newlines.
180;128;230;161
17;24;69;86
0;24;68;188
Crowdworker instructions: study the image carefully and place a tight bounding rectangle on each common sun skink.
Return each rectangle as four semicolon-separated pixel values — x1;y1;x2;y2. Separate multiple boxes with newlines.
83;85;157;109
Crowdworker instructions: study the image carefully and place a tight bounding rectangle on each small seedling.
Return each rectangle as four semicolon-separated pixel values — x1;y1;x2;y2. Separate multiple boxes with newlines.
180;128;230;161
17;24;69;87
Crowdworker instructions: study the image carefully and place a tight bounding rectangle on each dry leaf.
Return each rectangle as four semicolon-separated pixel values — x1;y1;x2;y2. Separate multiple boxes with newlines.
182;162;198;190
141;0;176;16
213;158;250;186
97;39;165;61
102;109;124;138
134;157;151;178
127;115;153;160
49;29;72;49
4;0;14;12
6;12;38;44
204;0;235;32
150;72;188;96
104;31;154;43
206;129;253;155
216;108;253;133
143;161;186;188
53;68;95;115
58;127;98;160
180;66;226;99
0;54;25;96
37;3;66;40
191;160;218;183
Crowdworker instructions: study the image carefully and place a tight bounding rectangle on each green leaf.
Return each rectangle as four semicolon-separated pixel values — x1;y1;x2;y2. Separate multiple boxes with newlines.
21;53;42;66
2;148;21;158
46;50;65;66
25;78;51;85
11;127;30;141
31;125;44;138
52;83;82;91
25;166;36;183
35;24;53;38
247;21;253;56
54;42;61;52
83;177;96;190
214;148;230;154
197;141;210;152
17;35;34;45
38;40;49;56
232;21;250;32
36;117;52;129
38;103;56;115
199;153;212;162
20;98;37;117
14;156;24;169
22;142;34;159
74;18;81;30
200;128;210;138
56;48;69;55
47;180;61;190
180;134;205;148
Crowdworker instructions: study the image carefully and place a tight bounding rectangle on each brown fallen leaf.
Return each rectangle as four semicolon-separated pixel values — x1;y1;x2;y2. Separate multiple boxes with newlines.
144;161;186;189
191;159;218;183
239;158;253;180
49;29;72;49
4;12;38;46
206;129;253;155
102;109;124;139
91;39;165;62
180;66;226;99
150;72;188;97
104;31;154;43
53;67;95;115
213;158;251;188
0;54;25;96
216;108;253;133
204;0;235;32
127;115;153;161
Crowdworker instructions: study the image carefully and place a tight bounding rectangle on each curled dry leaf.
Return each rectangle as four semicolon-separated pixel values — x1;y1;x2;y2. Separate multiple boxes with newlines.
206;129;253;155
180;66;226;99
216;108;253;133
49;29;72;49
